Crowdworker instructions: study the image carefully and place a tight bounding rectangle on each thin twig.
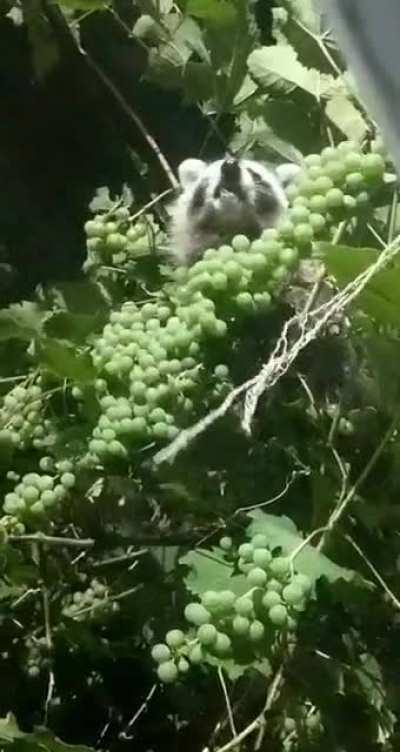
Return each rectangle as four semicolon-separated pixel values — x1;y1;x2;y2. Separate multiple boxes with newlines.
345;534;400;610
8;534;94;548
120;683;157;740
217;667;237;738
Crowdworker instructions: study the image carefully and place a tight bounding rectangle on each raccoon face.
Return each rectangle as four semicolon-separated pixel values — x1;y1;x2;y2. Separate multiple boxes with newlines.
168;156;300;265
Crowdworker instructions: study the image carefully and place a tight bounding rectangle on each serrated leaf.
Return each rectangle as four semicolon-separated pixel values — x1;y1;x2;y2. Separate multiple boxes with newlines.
180;547;248;596
44;311;105;343
247;512;355;584
0;302;46;342
248;45;322;97
318;242;400;327
0;713;93;750
38;339;95;383
283;0;321;34
325;91;367;142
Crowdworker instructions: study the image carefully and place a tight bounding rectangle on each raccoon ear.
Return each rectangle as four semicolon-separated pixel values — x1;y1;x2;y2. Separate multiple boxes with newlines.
275;163;301;187
178;159;206;189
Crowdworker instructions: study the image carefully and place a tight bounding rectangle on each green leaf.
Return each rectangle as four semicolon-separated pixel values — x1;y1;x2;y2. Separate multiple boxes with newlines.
180;547;248;596
247;512;355;584
0;302;46;342
186;0;237;27
44;311;105;344
283;0;321;34
248;44;323;97
318;243;400;327
325;91;367;142
57;0;108;9
38;339;96;383
0;713;93;750
230;111;302;164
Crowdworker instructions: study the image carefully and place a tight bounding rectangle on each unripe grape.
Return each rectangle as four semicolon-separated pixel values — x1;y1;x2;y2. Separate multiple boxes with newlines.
284;717;296;732
293;573;312;595
213;632;232;655
189;644;204;664
238;543;254;561
252;548;272;568
309;213;326;233
165;629;185;648
219;536;232;551
326;188;344;208
262;590;281;609
60;472;75;489
346;172;364;191
247;567;268;587
314;176;334;194
197;623;217;646
361;153;385;180
270;557;290;579
177;657;190;674
233;615;250;635
308;194;327;213
157;661;178;683
269;604;288;626
249;620;265;641
232;235;251;252
218;590;236;611
184;603;211;626
293;223;313;245
251;534;268;549
151;643;171;663
282;584;304;605
234;597;253;616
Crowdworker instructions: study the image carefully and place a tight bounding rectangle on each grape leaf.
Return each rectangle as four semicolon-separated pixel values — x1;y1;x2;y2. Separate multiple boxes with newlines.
180;547;248;596
0;714;93;750
318;242;400;327
325;91;367;142
38;339;96;383
187;0;237;27
247;512;355;584
248;45;326;97
0;302;46;342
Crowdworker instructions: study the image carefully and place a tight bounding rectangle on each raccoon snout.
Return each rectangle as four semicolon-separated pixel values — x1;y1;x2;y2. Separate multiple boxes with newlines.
220;158;240;185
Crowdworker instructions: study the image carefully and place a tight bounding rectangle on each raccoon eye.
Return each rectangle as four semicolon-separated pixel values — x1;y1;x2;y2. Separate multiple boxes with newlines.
189;181;207;212
248;168;264;184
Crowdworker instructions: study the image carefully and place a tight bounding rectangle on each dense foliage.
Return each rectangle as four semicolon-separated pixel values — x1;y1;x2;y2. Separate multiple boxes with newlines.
1;2;400;751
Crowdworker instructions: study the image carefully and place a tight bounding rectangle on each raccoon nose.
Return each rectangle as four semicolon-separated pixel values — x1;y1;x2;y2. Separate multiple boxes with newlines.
221;158;240;183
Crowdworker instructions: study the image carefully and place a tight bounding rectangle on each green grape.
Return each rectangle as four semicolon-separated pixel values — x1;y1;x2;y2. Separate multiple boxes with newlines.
234;597;253;616
157;661;178;684
184;603;211;626
218;590;236;611
232;235;251;252
249;620;265;642
23;473;41;487
238;543;254;561
251;534;268;549
284;717;296;733
197;623;217;646
270;557;290;579
213;632;232;655
309;213;326;233
314;176;334;194
278;219;295;240
30;501;45;516
252;548;272;568
41;490;56;508
344;152;362;170
321;146;337;162
304;154;321;167
279;247;299;268
326;188;344;208
293;573;312;595
214;365;229;379
282;584;304;605
308;194;327;213
201;591;220;611
361;153;385;180
293;223;313;245
60;472;76;489
177;657;190;674
151;643;171;663
57;459;74;473
219;536;232;551
290;206;310;224
269;604;288;626
262;590;281;609
325;160;346;182
233;615;250;635
22;486;40;504
345;172;364;191
39;456;55;472
247;567;268;587
165;629;185;648
189;644;204;664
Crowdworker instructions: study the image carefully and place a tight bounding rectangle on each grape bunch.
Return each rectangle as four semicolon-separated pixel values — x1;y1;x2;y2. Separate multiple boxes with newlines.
2;463;75;522
84;205;164;273
0;514;26;536
151;533;312;684
89;297;230;459
280;708;323;750
283;140;387;244
0;383;47;451
24;636;50;678
62;578;118;622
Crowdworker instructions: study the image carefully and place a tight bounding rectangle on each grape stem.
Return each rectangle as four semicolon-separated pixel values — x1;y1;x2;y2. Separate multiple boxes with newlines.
8;533;95;548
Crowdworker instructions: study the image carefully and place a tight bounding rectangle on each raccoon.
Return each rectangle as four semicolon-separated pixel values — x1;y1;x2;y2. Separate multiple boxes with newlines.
168;155;300;265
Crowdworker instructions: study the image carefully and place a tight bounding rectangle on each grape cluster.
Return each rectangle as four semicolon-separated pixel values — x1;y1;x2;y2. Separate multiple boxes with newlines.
3;462;75;521
89;298;229;459
62;578;118;622
280;708;323;749
24;636;50;678
151;533;312;684
0;383;47;451
84;205;164;273
0;514;26;536
284;141;387;244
